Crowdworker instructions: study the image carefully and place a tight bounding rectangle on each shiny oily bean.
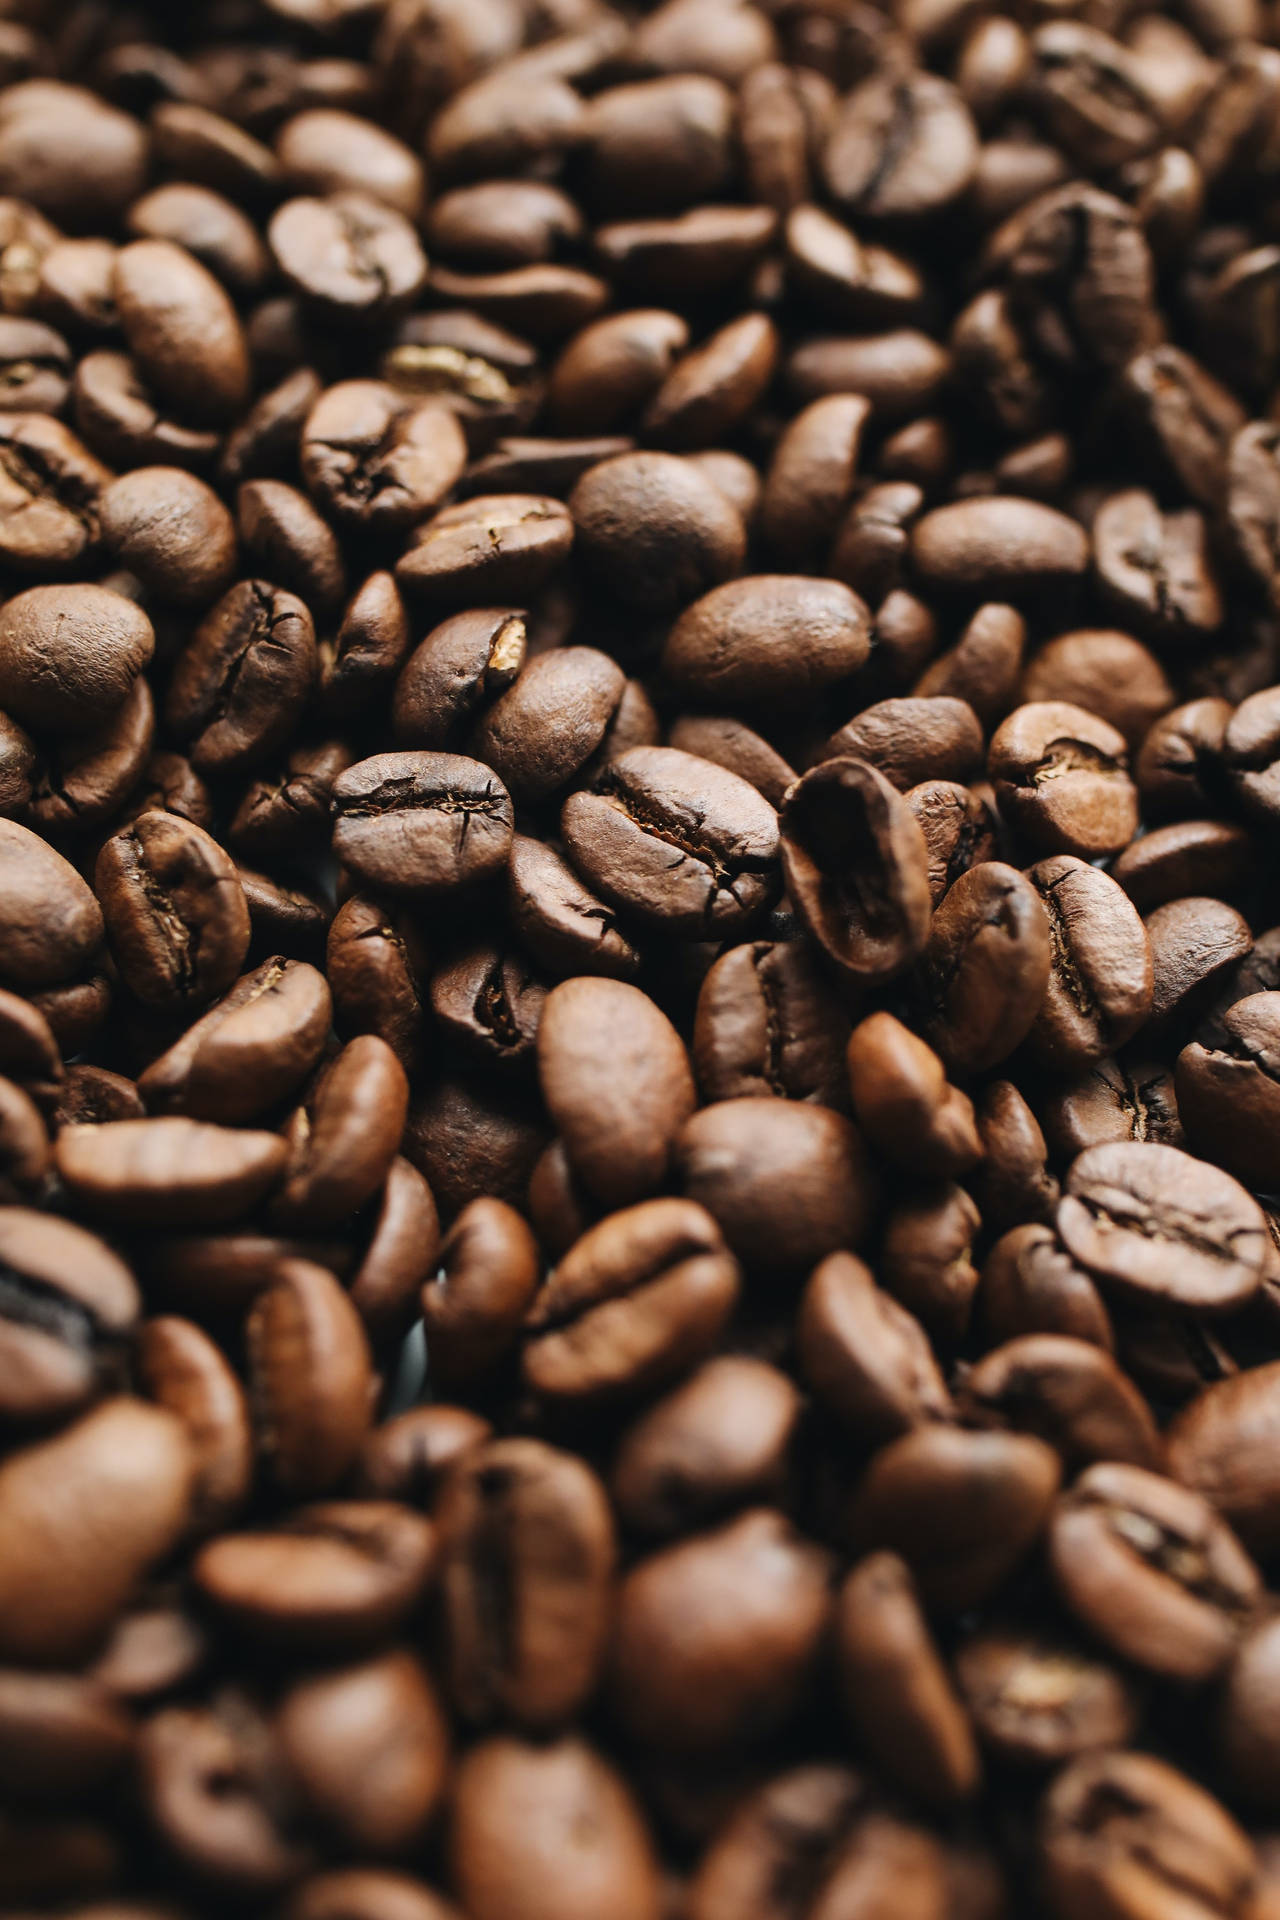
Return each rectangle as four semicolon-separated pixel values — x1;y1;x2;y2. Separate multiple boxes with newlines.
798;1250;954;1441
781;757;933;983
916;860;1052;1074
247;1260;373;1498
507;834;641;983
139;958;331;1125
1057;1141;1269;1315
960;1333;1161;1471
610;1357;802;1540
332;752;514;898
693;937;851;1109
437;1437;615;1730
194;1500;436;1652
273;1037;408;1231
835;1553;980;1807
609;1508;831;1755
523;1197;741;1405
1024;855;1153;1069
537;978;695;1212
470;647;631;804
1049;1462;1260;1682
421;1197;540;1387
880;1181;982;1343
661;574;871;707
95;811;250;1012
561;746;781;938
0;1208;139;1428
677;1097;871;1276
1039;1749;1256;1920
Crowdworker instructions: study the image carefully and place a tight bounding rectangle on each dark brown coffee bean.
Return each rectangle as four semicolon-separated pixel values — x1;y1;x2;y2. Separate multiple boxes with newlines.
405;1075;548;1219
270;194;427;320
562;746;781;937
96;811;250;1011
1040;1750;1256;1920
693;937;851;1109
166;580;317;780
642;313;779;449
0;1397;192;1664
904;779;1002;907
437;1437;614;1728
847;1425;1060;1613
687;1765;946;1920
222;364;322;489
353;1403;490;1511
397;493;573;607
74;348;222;473
981;1222;1114;1350
281;1868;462;1920
0;314;69;413
845;1011;981;1176
0;82;148;228
781;758;932;982
428;178;580;269
1049;1461;1259;1681
273;1036;408;1229
916;860;1051;1073
392;608;525;751
1121;343;1246;511
127;181;269;295
1112;817;1256;914
194;1500;434;1650
1057;1141;1269;1315
1136;697;1232;819
136;1314;253;1537
0;1664;135;1800
956;1626;1139;1770
56;1117;287;1227
1144;897;1252;1036
835;1553;980;1806
507;834;641;983
229;740;352;864
912;497;1089;598
825;70;978;220
0;819;104;989
1223;684;1280;824
571;453;745;613
818;697;985;793
1220;1616;1280;1810
0;1208;138;1428
0;582;153;734
0;414;112;577
301;381;467;533
451;1736;662;1920
138;956;330;1126
962;1333;1161;1471
112;239;249;427
676;1097;871;1275
332;752;514;898
420;1196;539;1387
430;942;544;1076
1093;486;1223;642
246;1259;372;1497
802;1240;955;1440
1022;629;1173;753
610;1508;830;1754
470;647;632;803
611;1356;801;1540
236;480;345;617
989;702;1138;858
1167;1360;1280;1557
666;715;796;809
662;574;871;707
99;466;237;609
1024;856;1153;1069
523;1197;740;1405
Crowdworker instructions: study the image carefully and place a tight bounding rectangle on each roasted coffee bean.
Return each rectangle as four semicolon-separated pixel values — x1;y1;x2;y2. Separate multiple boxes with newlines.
396;493;573;607
0;1397;192;1663
166;580;316;780
246;1258;372;1497
912;497;1089;598
100;466;237;608
662;575;871;707
96;812;250;1011
437;1437;614;1728
781;758;932;982
1166;1362;1280;1558
609;1508;831;1753
1039;1750;1256;1920
989;702;1138;859
818;696;985;794
571;452;745;613
332;752;514;898
523;1198;740;1404
916;861;1052;1074
113;240;250;427
194;1500;434;1650
1024;856;1153;1069
956;1627;1139;1769
561;746;781;937
430;942;544;1075
835;1553;980;1806
136;1314;253;1537
274;1036;408;1228
56;1117;288;1227
677;1097;871;1275
451;1736;662;1920
470;648;643;803
0;1208;139;1427
974;1079;1060;1230
537;979;695;1211
507;834;641;983
270;194;427;320
0;414;112;576
962;1335;1161;1471
799;1249;953;1440
904;779;1002;907
236;479;345;617
694;937;850;1109
0;582;153;734
611;1356;801;1540
301;381;467;533
0;82;148;228
138;958;331;1125
1057;1141;1270;1315
421;1197;539;1387
846;1012;981;1177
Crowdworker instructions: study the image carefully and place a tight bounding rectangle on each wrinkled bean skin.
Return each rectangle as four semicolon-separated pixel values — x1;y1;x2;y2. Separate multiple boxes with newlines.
0;3;1279;1911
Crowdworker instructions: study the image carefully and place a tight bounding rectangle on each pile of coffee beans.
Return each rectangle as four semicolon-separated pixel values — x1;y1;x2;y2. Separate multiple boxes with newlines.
6;0;1280;1915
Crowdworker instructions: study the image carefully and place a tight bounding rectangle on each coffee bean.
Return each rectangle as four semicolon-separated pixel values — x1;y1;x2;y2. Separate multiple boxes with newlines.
136;1314;253;1537
127;181;269;295
562;746;781;937
138;957;331;1124
957;1626;1139;1769
663;574;871;706
694;937;851;1108
912;497;1089;597
0;413;112;576
397;493;574;607
523;1197;740;1404
963;1334;1161;1471
0;1208;138;1428
1057;1141;1269;1314
1040;1750;1256;1920
437;1437;614;1728
421;1197;539;1387
333;751;514;898
100;466;238;608
0;582;153;733
301;380;467;533
571;452;746;612
0;82;147;227
1166;1361;1280;1558
1024;856;1153;1068
113;239;250;426
451;1736;662;1920
194;1500;434;1650
781;758;932;982
609;1508;831;1753
470;647;636;803
989;701;1138;858
916;860;1052;1073
0;818;103;989
166;580;317;779
818;696;985;793
799;1250;954;1440
270;194;427;320
274;1035;409;1229
236;479;345;616
247;1259;373;1496
96;811;250;1011
507;834;641;983
0;1397;192;1663
321;570;411;715
905;778;1003;906
835;1553;980;1806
